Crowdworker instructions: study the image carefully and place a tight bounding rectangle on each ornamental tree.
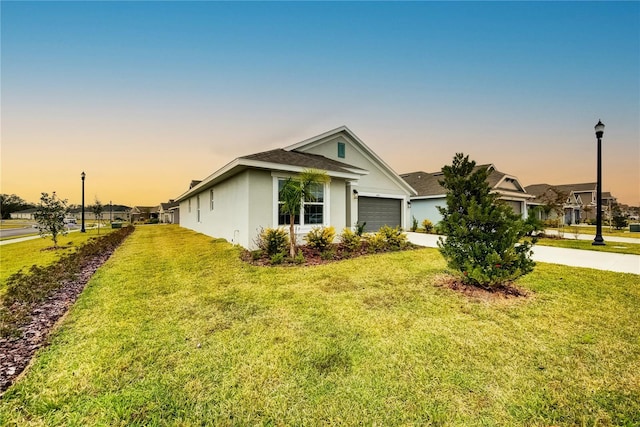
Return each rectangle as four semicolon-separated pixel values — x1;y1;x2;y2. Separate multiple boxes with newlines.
92;198;104;234
437;153;536;289
33;192;69;248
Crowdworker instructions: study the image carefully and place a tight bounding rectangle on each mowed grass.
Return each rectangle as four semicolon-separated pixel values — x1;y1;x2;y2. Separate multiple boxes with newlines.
0;227;117;295
535;237;640;255
1;226;638;426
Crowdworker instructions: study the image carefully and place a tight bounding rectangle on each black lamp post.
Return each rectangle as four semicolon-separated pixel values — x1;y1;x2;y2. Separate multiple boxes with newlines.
592;120;605;246
81;171;86;233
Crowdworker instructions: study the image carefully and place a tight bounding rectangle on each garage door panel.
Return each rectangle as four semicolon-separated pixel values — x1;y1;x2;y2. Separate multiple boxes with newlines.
358;197;401;231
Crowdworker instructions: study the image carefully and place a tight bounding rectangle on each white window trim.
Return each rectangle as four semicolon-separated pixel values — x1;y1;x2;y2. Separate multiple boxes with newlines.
196;195;201;223
210;189;215;211
271;173;331;231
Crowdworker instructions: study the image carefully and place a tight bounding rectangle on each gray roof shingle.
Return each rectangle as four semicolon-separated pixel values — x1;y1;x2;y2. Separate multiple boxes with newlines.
240;149;366;174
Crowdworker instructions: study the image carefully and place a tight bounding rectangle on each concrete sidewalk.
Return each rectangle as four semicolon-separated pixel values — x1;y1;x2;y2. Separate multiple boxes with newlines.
407;232;640;275
543;229;640;244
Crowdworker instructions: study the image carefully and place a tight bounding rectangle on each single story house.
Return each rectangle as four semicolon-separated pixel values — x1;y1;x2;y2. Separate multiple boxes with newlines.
130;206;160;223
525;182;617;224
159;200;180;224
401;164;534;226
9;208;37;220
175;126;416;249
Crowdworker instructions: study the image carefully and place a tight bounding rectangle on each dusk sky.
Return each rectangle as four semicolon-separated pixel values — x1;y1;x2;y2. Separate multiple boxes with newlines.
2;1;639;207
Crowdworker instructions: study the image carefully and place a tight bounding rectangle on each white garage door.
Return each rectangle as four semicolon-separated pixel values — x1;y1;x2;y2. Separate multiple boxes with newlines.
358;197;402;232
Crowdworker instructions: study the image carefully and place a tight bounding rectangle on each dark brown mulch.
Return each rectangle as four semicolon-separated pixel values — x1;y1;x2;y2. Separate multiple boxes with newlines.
434;274;530;301
0;250;117;394
241;242;419;267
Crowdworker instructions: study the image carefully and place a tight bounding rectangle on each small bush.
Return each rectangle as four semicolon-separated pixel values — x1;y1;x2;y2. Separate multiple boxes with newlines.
377;225;409;250
421;219;434;233
304;226;336;252
543;219;560;228
294;249;305;264
411;216;418;232
250;250;263;261
366;226;408;253
255;227;289;257
340;228;362;253
270;253;285;265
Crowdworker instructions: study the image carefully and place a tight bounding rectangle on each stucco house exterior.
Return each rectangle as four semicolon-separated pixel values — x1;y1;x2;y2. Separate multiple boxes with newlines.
525;182;617;224
175;126;416;249
401;164;534;226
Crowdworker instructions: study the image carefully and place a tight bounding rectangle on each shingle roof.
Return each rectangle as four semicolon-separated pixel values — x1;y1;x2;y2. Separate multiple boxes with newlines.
400;171;446;196
401;165;519;197
240;149;366;174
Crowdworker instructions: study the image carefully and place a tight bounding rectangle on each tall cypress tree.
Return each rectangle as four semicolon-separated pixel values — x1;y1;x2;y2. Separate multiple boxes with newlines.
437;153;536;289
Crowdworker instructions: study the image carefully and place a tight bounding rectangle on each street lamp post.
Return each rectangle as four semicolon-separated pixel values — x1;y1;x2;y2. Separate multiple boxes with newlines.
81;171;86;233
593;120;605;246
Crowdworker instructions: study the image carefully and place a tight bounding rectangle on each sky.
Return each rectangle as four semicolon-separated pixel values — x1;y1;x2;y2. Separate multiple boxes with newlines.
1;1;639;207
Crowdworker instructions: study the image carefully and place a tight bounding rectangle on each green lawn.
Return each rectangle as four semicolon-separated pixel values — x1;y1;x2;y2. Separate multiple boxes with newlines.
1;226;638;426
535;237;640;255
0;227;116;295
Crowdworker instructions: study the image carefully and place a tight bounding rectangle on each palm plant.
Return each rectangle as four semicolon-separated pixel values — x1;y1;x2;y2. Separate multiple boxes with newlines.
279;169;329;258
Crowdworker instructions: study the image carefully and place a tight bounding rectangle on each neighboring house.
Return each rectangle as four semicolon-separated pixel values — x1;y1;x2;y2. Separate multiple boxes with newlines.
175;126;416;249
159;200;180;224
130;206;160;223
401;164;534;226
9;208;37;220
68;205;132;222
525;183;617;224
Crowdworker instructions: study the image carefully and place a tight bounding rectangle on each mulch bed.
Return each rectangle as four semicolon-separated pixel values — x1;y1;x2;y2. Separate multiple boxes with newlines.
0;249;118;394
241;242;419;266
434;274;530;301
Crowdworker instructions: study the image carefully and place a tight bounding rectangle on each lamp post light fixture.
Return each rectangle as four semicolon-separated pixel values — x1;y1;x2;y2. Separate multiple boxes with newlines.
592;120;605;246
81;171;86;233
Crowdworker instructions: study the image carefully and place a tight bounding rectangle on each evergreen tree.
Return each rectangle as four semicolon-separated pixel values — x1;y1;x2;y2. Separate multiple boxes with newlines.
437;153;536;288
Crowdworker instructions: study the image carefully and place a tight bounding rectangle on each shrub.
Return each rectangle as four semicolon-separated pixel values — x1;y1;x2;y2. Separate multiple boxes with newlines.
294;249;305;264
367;226;408;252
377;225;409;250
304;226;336;252
255;227;289;257
411;216;418;232
421;219;434;233
340;228;362;253
270;253;285;265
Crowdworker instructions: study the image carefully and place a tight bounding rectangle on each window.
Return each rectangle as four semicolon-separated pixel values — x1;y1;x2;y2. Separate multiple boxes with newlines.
188;198;191;213
196;195;201;222
277;178;324;226
338;142;346;159
210;189;214;211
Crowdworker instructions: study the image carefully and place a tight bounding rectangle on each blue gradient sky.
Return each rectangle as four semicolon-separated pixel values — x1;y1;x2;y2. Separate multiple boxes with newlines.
2;1;638;206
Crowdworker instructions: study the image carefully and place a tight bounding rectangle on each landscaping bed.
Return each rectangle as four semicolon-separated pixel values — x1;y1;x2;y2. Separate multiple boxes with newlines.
0;226;134;393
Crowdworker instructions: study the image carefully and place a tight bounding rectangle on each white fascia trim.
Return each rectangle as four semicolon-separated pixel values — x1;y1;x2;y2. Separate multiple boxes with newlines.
494;174;526;193
175;157;363;202
285;126;417;196
494;190;536;199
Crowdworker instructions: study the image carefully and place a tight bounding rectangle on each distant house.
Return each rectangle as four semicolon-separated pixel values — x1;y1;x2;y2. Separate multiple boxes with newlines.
401;164;534;226
525;183;617;224
68;205;131;222
175;126;415;249
159;200;180;224
130;206;160;223
9;208;37;220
